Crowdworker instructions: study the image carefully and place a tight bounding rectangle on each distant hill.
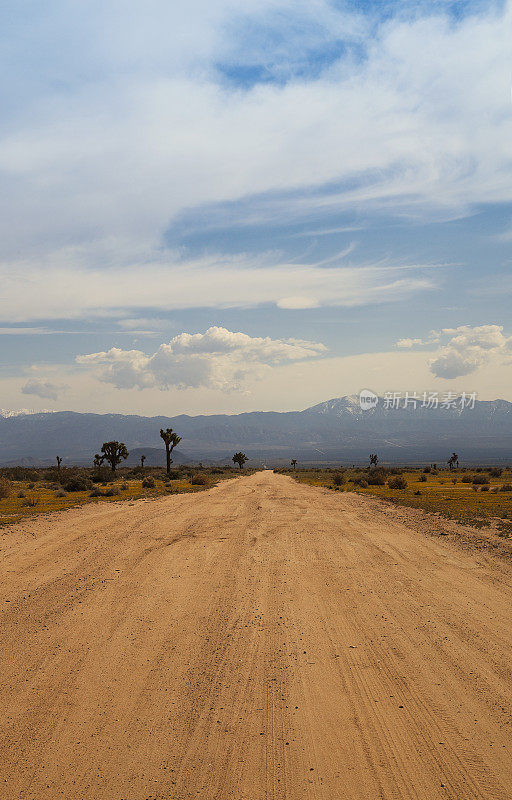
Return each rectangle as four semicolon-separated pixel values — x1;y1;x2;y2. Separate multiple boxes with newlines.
1;395;511;465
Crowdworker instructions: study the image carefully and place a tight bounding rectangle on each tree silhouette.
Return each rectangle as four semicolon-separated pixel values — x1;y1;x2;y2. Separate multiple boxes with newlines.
98;441;128;472
140;454;146;470
160;428;182;475
448;452;459;470
291;459;297;470
369;453;379;467
56;456;62;473
232;452;248;469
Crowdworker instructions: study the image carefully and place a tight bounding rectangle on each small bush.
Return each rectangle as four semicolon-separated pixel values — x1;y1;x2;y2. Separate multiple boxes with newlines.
388;476;407;490
90;489;102;497
23;495;39;507
64;477;93;492
423;466;431;473
55;489;67;498
500;483;512;492
355;478;368;488
419;474;427;482
452;478;457;485
332;472;346;487
367;469;386;486
191;474;209;486
414;490;422;496
142;477;155;488
17;490;26;498
0;478;12;499
481;485;490;492
120;482;129;490
490;467;503;477
167;469;181;479
461;475;473;483
472;474;490;485
104;486;120;497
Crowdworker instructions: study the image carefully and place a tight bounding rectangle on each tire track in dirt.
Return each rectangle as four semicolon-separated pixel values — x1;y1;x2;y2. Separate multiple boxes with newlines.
0;471;511;799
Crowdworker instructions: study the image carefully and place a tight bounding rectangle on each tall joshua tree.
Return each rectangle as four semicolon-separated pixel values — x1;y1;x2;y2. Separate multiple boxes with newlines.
232;452;248;469
291;459;297;470
369;453;379;467
160;428;182;475
98;441;128;472
56;456;62;473
448;452;459;470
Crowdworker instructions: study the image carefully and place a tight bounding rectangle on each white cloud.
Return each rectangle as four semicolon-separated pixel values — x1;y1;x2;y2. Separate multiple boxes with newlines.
0;1;510;301
77;326;327;391
396;337;425;348
399;324;512;379
21;378;68;401
0;254;435;322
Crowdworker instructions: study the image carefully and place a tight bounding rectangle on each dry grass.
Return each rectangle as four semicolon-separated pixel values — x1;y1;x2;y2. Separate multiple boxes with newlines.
0;467;238;526
285;467;512;537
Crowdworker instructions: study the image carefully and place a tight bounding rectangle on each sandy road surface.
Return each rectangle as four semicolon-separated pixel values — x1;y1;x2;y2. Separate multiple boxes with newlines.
1;471;511;800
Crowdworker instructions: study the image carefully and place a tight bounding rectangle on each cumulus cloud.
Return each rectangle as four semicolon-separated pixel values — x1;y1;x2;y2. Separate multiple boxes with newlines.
21;378;68;400
400;324;512;379
77;326;327;391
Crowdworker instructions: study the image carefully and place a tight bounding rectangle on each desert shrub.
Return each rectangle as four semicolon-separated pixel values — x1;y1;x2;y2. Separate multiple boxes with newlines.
423;466;431;473
191;474;209;485
90;488;102;497
63;476;93;492
472;474;490;485
0;478;12;499
452;478;457;484
55;489;67;498
461;475;473;483
17;490;26;498
104;486;120;497
354;478;368;488
489;467;503;477
475;467;483;472
120;482;129;490
500;483;512;492
387;468;403;475
367;469;386;486
431;470;438;476
27;482;35;489
23;495;38;507
414;490;421;496
0;467;39;481
419;474;427;482
142;477;155;488
332;472;346;487
481;485;490;492
210;467;224;475
388;476;407;490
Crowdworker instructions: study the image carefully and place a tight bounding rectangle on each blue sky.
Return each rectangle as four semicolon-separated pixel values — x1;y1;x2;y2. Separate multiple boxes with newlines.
0;0;511;414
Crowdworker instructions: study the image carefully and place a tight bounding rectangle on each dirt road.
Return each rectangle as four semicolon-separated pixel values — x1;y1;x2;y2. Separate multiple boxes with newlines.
1;471;511;800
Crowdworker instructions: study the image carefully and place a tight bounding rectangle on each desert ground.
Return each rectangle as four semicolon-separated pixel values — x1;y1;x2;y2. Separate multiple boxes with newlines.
1;470;511;800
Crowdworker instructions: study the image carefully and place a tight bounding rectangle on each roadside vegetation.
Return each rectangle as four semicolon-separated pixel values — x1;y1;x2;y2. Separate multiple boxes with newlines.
279;464;512;537
0;463;244;526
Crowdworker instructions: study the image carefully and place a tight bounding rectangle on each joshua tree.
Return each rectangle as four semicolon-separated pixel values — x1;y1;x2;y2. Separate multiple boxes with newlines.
369;453;379;467
448;452;459;470
291;459;297;470
56;456;62;473
98;441;128;472
140;454;146;470
160;428;182;475
232;452;248;469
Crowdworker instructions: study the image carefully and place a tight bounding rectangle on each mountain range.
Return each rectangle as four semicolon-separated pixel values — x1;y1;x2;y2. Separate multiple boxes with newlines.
1;395;511;466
